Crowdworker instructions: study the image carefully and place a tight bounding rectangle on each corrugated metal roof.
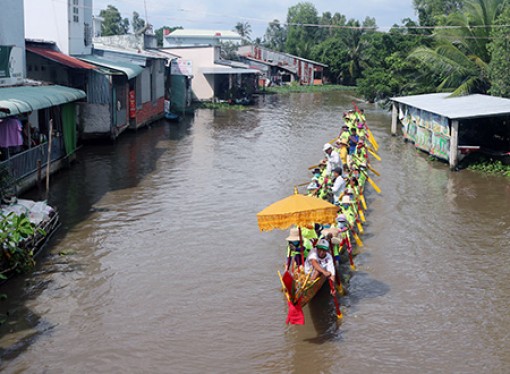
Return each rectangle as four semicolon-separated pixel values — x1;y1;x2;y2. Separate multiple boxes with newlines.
78;55;144;79
0;85;86;118
26;46;97;70
391;93;510;120
201;67;260;75
168;29;241;39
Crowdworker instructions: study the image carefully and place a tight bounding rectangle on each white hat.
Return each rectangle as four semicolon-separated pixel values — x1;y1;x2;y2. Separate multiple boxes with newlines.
341;195;352;205
316;238;329;250
336;214;347;222
323;143;333;151
286;228;300;241
321;227;340;237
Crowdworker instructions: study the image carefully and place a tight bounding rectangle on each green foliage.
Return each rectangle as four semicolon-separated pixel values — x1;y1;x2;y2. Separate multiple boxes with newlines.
409;0;505;96
285;2;319;59
234;22;252;44
413;0;465;26
487;7;510;97
264;19;287;51
0;213;44;276
131;11;145;34
99;5;130;36
268;0;510;102
154;26;182;47
468;159;510;176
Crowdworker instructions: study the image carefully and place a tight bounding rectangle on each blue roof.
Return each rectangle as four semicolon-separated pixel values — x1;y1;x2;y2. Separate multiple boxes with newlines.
78;55;144;79
0;85;86;118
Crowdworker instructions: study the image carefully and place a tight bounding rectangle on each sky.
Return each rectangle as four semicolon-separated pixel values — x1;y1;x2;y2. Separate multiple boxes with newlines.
93;0;417;37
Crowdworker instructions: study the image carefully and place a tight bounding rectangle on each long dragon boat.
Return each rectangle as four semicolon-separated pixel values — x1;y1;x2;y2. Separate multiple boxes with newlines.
257;104;381;325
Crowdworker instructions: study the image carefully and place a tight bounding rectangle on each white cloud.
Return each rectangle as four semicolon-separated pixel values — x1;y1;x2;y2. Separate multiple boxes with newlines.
93;0;416;36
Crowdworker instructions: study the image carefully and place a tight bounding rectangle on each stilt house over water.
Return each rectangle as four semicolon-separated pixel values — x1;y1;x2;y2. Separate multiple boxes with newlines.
390;93;510;169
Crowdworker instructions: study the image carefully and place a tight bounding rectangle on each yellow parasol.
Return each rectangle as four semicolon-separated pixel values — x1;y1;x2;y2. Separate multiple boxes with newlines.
256;188;338;231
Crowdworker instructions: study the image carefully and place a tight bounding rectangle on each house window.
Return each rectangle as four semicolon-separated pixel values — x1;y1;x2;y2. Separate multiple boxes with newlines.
73;3;79;22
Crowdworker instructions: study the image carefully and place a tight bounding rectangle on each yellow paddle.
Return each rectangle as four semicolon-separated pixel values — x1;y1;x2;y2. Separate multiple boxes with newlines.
359;208;366;222
368;148;382;161
353;231;363;247
367;164;381;177
367;127;379;150
360;169;382;194
360;194;368;210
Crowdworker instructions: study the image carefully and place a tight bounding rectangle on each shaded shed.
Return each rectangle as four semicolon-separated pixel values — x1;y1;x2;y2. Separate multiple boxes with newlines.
390;93;510;169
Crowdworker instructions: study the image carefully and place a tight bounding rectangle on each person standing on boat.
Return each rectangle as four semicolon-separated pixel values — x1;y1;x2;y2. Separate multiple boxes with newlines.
356;122;366;139
330;167;346;205
348;128;359;155
337;139;349;165
323;143;342;175
338;124;350;144
285;228;313;271
304;238;336;287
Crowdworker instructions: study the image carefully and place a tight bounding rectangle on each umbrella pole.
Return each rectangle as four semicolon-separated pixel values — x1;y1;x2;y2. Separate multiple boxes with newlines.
298;227;304;268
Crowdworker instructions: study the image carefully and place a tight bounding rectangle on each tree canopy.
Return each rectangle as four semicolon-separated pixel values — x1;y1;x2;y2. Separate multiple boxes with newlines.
258;0;510;102
99;5;130;36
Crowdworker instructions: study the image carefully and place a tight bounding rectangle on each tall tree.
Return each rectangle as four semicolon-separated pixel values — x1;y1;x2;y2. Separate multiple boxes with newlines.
234;21;252;41
264;19;286;51
99;5;130;36
132;11;146;34
488;6;510;97
285;2;319;58
155;26;183;47
409;0;506;95
413;0;465;26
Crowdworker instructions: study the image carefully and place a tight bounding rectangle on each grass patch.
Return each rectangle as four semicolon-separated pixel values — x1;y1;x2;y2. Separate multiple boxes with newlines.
264;84;354;94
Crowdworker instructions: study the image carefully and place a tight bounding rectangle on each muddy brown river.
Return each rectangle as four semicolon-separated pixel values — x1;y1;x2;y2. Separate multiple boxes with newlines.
1;91;509;373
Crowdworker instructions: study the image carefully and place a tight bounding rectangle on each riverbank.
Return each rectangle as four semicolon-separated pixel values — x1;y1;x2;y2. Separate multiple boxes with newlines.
265;84;353;94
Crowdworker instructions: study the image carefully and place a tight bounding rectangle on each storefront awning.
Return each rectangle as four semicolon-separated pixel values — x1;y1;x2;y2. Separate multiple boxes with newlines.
0;85;86;118
26;46;97;69
201;67;261;75
78;55;144;79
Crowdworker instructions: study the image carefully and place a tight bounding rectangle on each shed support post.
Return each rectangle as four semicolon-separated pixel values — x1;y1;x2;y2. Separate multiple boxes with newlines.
391;102;398;135
449;120;459;170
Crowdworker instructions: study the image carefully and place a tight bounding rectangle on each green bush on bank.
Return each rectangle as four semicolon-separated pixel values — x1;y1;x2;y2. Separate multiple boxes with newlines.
0;213;45;279
467;159;510;177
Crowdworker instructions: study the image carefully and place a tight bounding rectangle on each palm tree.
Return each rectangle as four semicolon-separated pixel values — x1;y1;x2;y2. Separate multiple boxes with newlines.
409;0;505;95
234;22;252;41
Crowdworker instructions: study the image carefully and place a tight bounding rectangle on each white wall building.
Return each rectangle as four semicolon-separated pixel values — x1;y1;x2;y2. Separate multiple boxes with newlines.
163;29;242;48
0;1;26;86
24;0;93;56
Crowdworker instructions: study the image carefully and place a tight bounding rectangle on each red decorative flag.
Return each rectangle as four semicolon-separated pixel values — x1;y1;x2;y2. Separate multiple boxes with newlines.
286;299;305;325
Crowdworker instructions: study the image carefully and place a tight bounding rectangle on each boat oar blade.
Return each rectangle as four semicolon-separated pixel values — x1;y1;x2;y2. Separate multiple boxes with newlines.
356;220;364;234
328;279;343;320
359;209;366;222
360;195;368;210
367;177;382;194
353;232;363;247
368;148;382;161
368;164;381;177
